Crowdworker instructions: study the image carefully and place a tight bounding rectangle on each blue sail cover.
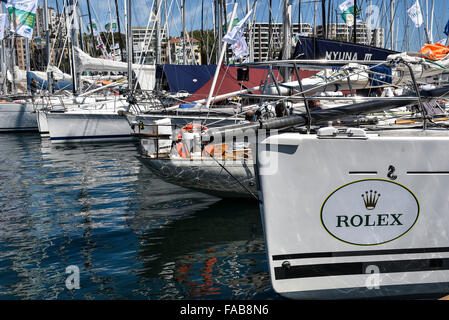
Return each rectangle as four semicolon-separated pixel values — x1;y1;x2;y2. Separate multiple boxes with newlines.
160;64;218;94
292;36;398;61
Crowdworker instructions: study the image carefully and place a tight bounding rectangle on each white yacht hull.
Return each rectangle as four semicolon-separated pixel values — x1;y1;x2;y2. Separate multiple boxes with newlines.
47;112;135;143
0;103;38;132
257;130;449;299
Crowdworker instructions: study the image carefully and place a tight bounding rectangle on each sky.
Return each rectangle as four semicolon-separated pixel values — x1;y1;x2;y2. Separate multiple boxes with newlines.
29;0;449;52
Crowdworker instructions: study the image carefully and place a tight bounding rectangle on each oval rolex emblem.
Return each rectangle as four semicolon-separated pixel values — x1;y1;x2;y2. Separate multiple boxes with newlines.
320;179;420;246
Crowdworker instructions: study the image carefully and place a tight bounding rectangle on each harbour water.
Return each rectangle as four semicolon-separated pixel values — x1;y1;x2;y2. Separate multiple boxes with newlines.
0;133;277;300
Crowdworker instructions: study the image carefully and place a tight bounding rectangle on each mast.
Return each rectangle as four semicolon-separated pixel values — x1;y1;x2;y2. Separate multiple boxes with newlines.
312;1;317;37
86;0;95;57
25;38;30;94
429;0;434;43
268;0;272;60
43;0;53;93
68;0;79;94
182;0;186;64
107;0;116;59
367;0;372;45
321;0;326;39
206;5;209;64
390;0;394;50
353;0;357;43
10;6;17;94
0;3;7;94
281;0;292;80
165;0;172;64
201;0;204;60
247;0;254;62
126;0;133;89
423;0;430;43
114;0;125;61
222;0;228;64
327;0;331;39
217;0;223;62
155;0;161;64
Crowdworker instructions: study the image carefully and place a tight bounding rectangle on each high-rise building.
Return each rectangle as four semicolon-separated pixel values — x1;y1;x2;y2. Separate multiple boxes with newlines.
14;37;29;70
227;22;313;62
132;27;168;64
35;6;66;39
315;23;385;48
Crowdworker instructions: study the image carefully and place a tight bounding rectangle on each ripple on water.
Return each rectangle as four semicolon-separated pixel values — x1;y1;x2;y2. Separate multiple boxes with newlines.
0;134;275;300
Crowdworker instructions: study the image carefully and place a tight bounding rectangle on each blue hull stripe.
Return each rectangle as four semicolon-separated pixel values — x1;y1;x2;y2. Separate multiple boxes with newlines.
51;134;134;141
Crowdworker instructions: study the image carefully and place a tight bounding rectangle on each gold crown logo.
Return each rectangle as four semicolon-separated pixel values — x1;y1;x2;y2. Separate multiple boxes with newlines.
362;190;380;210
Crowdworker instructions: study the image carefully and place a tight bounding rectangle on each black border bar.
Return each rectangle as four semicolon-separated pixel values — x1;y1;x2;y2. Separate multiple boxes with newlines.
275;258;449;280
272;247;449;261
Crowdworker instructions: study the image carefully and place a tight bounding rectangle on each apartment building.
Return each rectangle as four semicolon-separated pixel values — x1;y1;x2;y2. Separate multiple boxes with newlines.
132;27;168;64
315;23;384;47
35;6;66;39
168;37;201;65
227;22;313;62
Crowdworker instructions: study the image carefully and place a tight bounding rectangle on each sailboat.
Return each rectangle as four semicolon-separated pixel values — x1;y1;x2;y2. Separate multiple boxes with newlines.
0;1;38;132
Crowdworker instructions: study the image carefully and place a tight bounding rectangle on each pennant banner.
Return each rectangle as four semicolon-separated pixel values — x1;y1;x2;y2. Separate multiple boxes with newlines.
105;20;117;32
6;0;38;39
339;0;360;26
88;19;99;36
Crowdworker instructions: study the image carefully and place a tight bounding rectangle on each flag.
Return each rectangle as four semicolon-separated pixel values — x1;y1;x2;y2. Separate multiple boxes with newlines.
444;19;449;37
223;10;252;45
223;12;239;34
0;14;7;40
150;11;157;22
231;36;249;59
407;0;423;28
88;19;99;36
339;0;360;26
5;0;38;39
105;20;117;32
223;10;253;59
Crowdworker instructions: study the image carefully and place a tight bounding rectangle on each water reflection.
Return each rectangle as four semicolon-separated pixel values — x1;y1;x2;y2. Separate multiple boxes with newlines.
131;198;270;299
0;134;274;300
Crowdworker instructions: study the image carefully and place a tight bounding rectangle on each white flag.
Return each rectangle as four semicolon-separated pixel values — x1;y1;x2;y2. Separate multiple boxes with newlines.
0;14;7;40
223;9;253;45
338;0;354;12
231;35;249;59
408;0;423;28
6;0;38;39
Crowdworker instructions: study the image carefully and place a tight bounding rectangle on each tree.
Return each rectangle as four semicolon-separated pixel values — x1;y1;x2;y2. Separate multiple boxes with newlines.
191;29;217;65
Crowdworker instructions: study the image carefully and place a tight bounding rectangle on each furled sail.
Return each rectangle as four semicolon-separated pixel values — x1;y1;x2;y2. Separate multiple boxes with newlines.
74;47;155;90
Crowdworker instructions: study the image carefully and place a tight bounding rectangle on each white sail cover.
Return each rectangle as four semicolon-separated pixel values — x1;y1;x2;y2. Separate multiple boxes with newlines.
74;47;156;90
267;50;449;96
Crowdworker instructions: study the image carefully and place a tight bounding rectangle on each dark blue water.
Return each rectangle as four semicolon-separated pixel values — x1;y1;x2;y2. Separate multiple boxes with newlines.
0;133;276;300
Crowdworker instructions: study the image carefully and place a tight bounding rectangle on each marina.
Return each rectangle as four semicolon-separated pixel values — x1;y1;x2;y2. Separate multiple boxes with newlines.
1;0;449;304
